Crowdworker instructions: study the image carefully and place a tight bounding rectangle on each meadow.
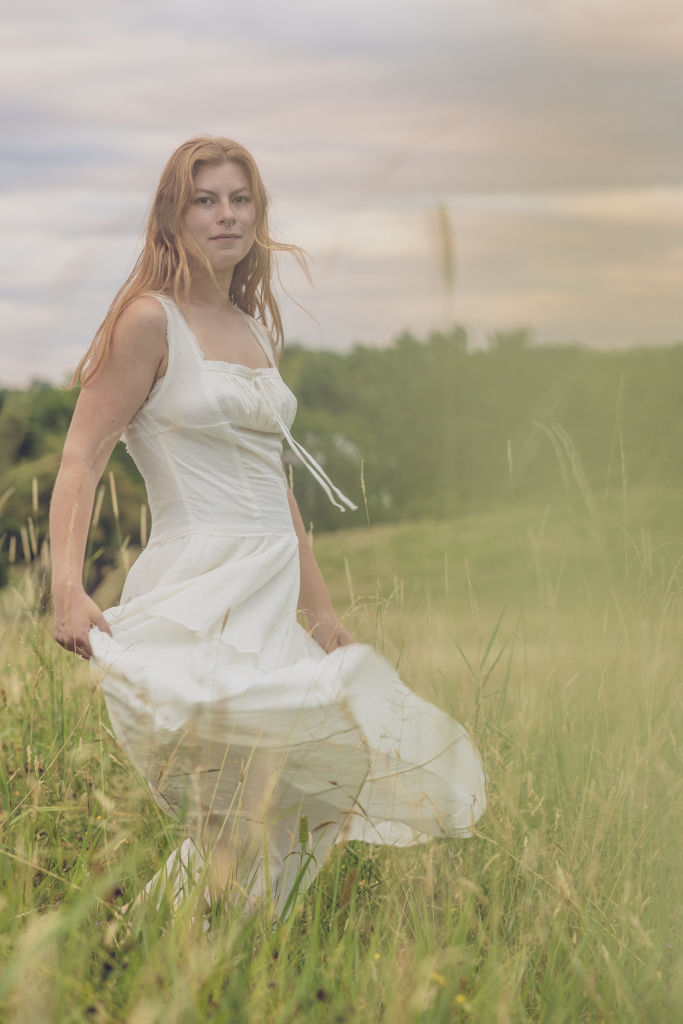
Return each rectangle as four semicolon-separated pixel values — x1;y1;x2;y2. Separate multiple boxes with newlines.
1;460;683;1021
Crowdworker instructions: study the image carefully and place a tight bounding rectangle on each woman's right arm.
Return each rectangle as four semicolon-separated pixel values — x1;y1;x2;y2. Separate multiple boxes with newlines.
51;297;168;659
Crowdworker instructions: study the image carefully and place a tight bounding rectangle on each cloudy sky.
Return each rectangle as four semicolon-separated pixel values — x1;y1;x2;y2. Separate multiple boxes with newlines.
2;0;683;384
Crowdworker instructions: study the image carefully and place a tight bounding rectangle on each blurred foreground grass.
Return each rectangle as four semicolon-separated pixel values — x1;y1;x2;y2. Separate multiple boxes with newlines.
1;481;683;1021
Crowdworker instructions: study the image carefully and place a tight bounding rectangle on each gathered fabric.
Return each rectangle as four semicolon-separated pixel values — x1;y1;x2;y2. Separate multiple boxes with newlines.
89;293;486;915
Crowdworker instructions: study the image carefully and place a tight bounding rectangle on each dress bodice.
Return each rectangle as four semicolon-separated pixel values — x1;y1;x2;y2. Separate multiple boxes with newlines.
122;294;299;542
128;296;298;439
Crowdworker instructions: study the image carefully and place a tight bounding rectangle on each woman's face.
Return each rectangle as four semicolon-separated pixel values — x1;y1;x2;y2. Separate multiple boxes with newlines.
184;160;257;271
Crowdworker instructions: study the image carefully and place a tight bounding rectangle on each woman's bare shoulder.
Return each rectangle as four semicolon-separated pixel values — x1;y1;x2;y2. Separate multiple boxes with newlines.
98;296;169;379
110;296;168;356
115;295;168;334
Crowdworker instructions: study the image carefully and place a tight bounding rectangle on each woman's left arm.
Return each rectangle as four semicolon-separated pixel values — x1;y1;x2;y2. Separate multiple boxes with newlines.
286;484;354;652
268;326;353;652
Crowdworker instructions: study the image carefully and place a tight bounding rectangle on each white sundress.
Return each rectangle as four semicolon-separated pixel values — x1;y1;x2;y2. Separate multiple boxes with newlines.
89;293;486;914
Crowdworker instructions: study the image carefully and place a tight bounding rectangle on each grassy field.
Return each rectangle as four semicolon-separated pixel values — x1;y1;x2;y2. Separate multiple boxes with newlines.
1;479;683;1022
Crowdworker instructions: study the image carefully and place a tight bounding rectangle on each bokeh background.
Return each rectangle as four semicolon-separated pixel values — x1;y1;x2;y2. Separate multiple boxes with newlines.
3;0;683;385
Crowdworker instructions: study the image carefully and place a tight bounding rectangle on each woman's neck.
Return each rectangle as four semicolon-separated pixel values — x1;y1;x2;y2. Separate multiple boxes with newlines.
186;265;235;312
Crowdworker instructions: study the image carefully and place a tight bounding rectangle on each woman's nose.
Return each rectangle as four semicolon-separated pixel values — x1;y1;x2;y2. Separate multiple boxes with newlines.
218;202;234;225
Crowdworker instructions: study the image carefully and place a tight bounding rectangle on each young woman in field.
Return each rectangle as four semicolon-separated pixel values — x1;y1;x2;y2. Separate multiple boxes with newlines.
50;136;486;917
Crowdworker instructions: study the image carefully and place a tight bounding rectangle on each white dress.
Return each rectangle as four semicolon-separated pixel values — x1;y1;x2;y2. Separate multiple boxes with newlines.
89;293;486;914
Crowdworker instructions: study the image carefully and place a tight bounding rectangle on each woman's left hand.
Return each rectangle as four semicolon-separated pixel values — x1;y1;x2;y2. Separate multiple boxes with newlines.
307;606;354;652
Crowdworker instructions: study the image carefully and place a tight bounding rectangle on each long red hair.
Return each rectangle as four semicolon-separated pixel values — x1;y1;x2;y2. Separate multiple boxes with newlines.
75;135;305;385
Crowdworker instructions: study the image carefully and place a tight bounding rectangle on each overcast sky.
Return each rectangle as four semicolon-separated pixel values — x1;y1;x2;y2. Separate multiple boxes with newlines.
2;0;683;384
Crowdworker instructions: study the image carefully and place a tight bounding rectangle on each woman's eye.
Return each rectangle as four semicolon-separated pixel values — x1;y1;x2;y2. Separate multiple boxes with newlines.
234;195;250;204
196;197;212;205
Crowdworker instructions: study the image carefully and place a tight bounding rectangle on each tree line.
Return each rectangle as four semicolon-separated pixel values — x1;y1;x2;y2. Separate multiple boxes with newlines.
2;327;683;588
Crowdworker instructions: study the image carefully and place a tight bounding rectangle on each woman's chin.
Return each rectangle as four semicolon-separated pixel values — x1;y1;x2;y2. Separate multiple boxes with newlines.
205;251;248;273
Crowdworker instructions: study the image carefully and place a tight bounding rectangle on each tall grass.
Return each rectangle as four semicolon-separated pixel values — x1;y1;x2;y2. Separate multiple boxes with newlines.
1;462;683;1020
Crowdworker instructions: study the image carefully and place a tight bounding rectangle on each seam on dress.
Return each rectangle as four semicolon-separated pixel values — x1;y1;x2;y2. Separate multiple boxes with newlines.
158;431;196;532
143;530;298;548
203;364;280;379
205;371;266;532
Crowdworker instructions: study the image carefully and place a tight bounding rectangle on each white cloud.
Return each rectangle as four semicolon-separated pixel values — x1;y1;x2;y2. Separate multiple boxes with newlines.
514;0;683;59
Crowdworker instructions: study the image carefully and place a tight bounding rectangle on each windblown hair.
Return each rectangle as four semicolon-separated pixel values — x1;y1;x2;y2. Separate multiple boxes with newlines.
75;135;305;385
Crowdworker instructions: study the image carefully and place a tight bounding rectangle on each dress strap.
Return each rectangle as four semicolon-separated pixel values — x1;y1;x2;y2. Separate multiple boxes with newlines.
253;378;358;512
238;309;277;368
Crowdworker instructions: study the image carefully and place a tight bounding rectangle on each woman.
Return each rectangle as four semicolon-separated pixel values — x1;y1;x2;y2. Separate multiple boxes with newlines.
50;136;486;917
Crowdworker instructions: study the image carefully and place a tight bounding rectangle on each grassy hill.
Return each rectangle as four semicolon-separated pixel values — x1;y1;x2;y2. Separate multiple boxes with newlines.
1;489;682;1019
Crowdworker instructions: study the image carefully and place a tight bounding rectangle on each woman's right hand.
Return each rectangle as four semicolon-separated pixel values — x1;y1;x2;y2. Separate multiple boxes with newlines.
53;587;112;660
